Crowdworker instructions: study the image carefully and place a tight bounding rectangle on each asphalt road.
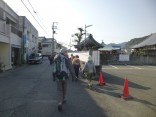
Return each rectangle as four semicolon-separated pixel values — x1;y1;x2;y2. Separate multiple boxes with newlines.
101;65;156;117
0;59;106;117
0;59;156;117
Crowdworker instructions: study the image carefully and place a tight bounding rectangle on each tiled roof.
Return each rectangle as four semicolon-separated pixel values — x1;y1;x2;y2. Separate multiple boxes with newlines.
75;34;103;48
132;33;156;48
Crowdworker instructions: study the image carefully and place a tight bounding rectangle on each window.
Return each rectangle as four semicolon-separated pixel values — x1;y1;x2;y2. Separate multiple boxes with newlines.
42;44;49;47
0;8;4;20
32;35;34;42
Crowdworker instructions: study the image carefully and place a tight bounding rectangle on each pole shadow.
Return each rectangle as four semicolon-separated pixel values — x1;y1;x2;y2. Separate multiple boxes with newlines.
94;72;151;90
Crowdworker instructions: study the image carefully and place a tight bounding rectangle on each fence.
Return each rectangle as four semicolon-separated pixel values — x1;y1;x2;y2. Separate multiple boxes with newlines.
100;54;156;65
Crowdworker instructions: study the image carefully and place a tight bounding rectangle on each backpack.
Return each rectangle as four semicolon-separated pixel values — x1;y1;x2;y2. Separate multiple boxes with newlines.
53;54;69;80
72;58;80;66
75;59;80;65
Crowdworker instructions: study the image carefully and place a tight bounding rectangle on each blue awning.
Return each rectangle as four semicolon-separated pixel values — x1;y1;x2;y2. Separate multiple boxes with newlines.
11;44;21;48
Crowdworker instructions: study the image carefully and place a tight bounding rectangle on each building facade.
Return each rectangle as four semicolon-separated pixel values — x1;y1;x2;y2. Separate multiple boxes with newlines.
0;0;38;71
19;16;38;63
0;0;22;70
38;37;61;57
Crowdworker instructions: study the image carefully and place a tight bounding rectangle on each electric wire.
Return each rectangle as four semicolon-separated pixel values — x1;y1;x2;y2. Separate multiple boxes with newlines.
21;0;50;37
26;0;51;36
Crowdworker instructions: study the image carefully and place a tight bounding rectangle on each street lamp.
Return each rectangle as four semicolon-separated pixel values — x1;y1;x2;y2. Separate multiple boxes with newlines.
84;24;93;48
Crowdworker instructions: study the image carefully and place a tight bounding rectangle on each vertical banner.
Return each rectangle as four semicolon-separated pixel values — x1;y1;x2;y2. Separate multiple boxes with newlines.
23;35;26;46
92;51;100;66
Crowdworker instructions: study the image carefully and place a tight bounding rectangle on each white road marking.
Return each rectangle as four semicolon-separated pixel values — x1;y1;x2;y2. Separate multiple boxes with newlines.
109;65;118;69
146;66;156;69
126;65;142;69
102;65;156;70
102;67;138;70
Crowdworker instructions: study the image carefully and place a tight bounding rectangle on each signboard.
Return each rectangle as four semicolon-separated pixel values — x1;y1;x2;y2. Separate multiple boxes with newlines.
119;54;130;61
92;51;100;66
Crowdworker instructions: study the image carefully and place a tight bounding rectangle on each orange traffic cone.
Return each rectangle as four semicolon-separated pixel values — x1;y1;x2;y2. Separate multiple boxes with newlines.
98;71;105;86
121;78;133;100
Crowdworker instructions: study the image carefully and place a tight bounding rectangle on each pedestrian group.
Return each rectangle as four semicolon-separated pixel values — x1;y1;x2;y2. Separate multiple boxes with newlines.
52;48;96;111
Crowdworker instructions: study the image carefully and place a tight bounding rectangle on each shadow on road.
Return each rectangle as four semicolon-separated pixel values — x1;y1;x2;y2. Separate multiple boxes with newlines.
0;60;109;117
57;79;108;117
83;71;156;111
87;71;151;98
98;72;151;90
134;98;156;107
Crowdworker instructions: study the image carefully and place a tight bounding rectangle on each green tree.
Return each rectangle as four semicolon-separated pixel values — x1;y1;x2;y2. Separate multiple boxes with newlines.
72;28;85;45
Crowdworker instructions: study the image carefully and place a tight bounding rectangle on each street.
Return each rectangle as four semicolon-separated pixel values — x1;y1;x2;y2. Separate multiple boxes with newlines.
0;59;156;117
0;59;106;117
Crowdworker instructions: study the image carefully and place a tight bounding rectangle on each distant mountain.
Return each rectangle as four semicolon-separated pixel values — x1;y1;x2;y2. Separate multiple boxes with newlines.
106;42;127;48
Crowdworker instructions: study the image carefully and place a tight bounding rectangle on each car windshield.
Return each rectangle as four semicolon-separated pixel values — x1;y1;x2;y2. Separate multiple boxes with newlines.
29;54;39;59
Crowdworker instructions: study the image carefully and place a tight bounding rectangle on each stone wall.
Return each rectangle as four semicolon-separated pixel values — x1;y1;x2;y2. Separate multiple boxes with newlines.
100;54;156;65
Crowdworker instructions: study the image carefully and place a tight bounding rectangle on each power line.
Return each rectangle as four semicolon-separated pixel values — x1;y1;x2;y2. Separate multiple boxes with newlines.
21;0;50;37
26;0;51;36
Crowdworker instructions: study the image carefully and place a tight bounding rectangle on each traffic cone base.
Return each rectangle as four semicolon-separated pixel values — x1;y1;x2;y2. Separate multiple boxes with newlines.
121;95;133;100
98;82;105;86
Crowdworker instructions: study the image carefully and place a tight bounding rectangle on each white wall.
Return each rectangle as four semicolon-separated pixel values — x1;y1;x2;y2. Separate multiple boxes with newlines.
19;16;38;61
1;0;19;26
0;22;10;43
0;0;5;8
68;51;89;62
23;17;38;55
0;34;10;43
10;33;21;46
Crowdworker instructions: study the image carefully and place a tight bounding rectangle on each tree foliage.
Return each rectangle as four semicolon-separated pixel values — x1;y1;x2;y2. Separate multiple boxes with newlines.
72;28;85;45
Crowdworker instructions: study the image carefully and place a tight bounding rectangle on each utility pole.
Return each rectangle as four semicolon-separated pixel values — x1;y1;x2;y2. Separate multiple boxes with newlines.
52;22;58;53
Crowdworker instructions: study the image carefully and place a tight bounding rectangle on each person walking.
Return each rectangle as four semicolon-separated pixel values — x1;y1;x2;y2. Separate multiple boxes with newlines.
68;54;76;81
53;48;76;111
48;55;52;65
82;55;96;88
72;55;81;79
69;54;74;61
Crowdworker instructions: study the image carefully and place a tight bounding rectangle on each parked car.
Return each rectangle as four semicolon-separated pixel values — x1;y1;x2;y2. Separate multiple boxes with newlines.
28;53;42;64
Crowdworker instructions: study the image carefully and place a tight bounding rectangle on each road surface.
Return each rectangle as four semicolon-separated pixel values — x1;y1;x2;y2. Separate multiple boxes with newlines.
0;59;156;117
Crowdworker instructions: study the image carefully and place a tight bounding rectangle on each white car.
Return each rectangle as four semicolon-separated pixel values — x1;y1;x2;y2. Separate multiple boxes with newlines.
28;53;42;64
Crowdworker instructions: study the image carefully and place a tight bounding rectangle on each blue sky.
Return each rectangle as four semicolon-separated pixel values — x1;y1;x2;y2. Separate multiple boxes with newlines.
3;0;156;47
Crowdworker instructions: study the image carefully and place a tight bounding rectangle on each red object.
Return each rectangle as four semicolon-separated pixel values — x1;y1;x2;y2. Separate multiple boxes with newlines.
98;71;105;86
122;79;129;97
121;78;133;99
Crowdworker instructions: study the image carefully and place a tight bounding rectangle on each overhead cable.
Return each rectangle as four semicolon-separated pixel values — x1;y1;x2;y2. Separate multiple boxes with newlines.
26;0;51;36
21;0;50;37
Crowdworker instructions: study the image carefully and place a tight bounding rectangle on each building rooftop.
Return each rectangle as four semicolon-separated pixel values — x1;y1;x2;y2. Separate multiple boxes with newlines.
75;34;103;50
132;33;156;48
